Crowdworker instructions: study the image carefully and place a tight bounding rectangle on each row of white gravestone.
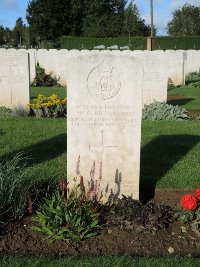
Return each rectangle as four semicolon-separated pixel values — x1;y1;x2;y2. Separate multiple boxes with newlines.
31;49;200;86
1;49;199;108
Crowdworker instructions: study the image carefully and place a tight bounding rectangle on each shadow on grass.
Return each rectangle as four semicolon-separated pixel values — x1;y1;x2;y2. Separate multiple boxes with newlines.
2;133;67;166
167;98;194;106
0;129;4;135
140;134;200;203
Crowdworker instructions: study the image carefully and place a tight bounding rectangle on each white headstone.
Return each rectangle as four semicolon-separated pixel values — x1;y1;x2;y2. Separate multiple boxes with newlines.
165;50;187;86
142;51;169;105
67;51;143;200
186;50;200;74
0;50;30;107
27;49;37;83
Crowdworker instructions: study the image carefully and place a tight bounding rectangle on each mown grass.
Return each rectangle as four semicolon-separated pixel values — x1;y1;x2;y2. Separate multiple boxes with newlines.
31;86;66;101
0;255;200;267
168;86;200;112
0;118;199;190
0;117;66;183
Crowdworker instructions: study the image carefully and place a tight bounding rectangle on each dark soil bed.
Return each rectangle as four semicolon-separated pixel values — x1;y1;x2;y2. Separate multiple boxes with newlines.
0;189;199;257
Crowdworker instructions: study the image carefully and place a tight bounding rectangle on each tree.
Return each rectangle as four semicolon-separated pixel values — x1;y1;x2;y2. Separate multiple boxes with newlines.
0;26;5;45
26;0;85;41
13;17;26;46
82;0;127;37
167;3;200;36
124;1;151;38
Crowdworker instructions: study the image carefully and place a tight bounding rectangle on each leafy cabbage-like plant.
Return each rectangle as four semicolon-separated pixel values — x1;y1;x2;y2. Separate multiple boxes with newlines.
142;102;189;120
32;181;100;242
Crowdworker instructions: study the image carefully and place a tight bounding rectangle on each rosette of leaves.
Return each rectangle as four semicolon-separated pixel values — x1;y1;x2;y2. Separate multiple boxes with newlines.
142;102;189;120
32;188;100;242
174;208;200;236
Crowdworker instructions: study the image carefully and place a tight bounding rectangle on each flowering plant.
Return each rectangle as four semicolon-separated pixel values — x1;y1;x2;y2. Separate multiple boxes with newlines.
29;94;67;117
174;188;200;235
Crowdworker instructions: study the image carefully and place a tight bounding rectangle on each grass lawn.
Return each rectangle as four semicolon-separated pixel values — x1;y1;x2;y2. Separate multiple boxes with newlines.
0;117;66;184
168;86;200;112
31;86;66;101
0;118;199;190
0;256;200;267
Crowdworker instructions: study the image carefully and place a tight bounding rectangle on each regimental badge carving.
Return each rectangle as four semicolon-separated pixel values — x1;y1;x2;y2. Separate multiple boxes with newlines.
87;61;121;100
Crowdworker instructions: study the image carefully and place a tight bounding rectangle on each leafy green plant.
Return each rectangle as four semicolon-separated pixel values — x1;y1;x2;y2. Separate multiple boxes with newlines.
0;153;33;222
32;65;59;87
142;102;189;120
188;81;200;88
0;106;12;118
175;189;200;235
32;179;100;242
186;71;200;83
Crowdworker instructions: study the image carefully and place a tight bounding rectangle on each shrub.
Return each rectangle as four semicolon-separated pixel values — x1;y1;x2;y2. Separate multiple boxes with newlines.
32;65;59;87
32;178;101;242
142;102;189;120
0;153;33;222
29;94;67;118
0;106;12;118
188;81;200;88
186;71;200;82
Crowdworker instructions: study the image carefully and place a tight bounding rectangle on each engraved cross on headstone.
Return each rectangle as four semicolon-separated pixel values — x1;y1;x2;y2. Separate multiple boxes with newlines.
89;130;118;161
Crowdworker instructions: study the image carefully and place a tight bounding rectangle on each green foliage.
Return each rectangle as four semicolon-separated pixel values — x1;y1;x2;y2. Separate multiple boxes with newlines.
174;208;200;235
82;0;127;37
0;153;32;222
26;0;151;41
32;65;59;87
167;4;200;36
42;36;200;50
142;102;189;121
124;1;151;38
32;187;100;242
188;82;200;88
30;94;66;118
185;72;200;83
0;106;12;118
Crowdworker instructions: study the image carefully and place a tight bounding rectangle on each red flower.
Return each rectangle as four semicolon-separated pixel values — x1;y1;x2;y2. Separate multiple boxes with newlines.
194;188;200;200
181;194;198;211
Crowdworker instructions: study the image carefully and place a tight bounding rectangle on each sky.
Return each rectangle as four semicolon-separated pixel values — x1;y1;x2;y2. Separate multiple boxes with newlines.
0;0;200;35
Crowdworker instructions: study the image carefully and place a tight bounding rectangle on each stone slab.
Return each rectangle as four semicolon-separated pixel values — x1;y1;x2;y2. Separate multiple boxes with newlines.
0;50;30;107
67;51;144;200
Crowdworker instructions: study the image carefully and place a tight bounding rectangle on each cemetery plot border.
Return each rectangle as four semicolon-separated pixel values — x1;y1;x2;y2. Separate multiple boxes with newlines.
0;190;200;257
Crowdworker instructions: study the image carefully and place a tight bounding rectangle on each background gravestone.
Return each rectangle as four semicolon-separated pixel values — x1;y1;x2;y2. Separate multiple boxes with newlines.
141;51;169;105
67;51;143;200
0;50;30;107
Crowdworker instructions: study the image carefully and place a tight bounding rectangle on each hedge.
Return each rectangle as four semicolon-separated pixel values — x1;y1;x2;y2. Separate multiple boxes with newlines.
41;36;200;50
